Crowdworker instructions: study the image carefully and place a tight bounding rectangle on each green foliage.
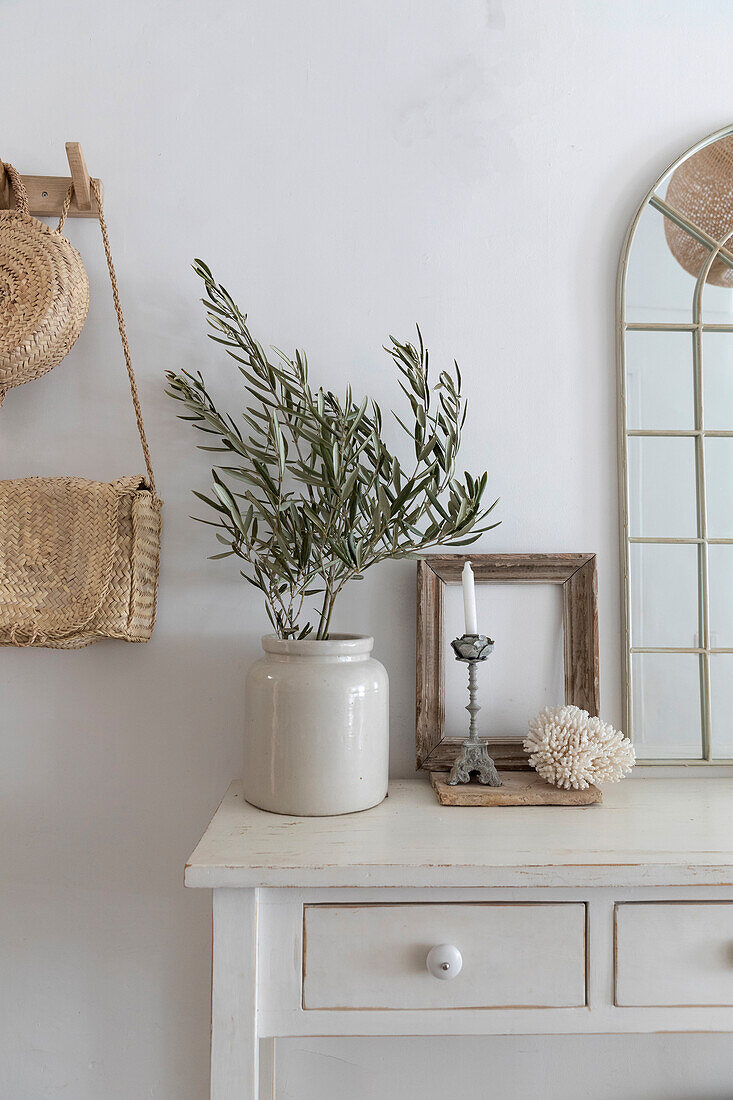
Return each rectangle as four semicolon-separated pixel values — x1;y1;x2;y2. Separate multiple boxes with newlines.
165;260;499;639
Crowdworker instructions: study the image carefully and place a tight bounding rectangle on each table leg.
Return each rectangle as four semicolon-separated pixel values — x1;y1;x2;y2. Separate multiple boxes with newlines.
259;1038;276;1098
211;888;260;1099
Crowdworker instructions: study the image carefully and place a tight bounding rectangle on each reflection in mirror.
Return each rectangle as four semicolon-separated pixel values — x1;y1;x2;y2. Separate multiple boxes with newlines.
624;204;701;323
620;125;733;762
701;262;733;322
630;543;700;649
630;653;702;759
705;438;733;537
627;436;698;538
663;137;733;287
710;655;733;757
626;331;693;430
702;332;733;428
708;546;733;649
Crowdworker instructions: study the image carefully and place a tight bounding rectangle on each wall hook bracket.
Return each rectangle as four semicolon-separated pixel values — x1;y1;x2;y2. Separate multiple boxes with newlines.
0;141;102;219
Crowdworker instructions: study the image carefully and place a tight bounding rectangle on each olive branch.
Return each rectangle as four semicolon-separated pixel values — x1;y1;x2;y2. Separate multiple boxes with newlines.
165;260;499;639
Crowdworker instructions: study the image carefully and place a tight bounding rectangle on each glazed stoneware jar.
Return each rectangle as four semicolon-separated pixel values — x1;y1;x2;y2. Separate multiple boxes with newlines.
244;634;389;816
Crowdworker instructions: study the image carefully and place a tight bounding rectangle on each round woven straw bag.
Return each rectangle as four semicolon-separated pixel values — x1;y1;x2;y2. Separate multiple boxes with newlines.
0;162;89;405
664;134;733;287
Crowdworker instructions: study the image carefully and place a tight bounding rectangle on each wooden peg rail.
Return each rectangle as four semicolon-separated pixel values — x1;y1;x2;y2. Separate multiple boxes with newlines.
0;142;102;219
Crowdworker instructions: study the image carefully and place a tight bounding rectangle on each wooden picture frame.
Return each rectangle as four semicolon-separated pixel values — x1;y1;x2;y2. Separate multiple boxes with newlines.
416;554;600;771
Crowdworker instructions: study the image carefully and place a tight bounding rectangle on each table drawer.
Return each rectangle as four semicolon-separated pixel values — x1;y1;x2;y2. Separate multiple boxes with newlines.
303;903;586;1010
616;902;733;1006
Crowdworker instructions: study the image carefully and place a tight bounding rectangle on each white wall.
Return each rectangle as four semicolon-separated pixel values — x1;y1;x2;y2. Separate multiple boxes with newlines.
3;1;733;1096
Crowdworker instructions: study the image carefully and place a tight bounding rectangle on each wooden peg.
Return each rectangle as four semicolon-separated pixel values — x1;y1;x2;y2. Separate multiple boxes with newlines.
65;142;91;210
0;145;101;218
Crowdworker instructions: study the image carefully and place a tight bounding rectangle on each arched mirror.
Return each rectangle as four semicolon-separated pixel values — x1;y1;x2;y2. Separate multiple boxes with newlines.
619;124;733;762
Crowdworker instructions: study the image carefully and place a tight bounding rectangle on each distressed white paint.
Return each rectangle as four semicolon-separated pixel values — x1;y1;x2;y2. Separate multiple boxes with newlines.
616;902;733;1007
4;1;733;1096
211;889;259;1099
302;903;586;1009
272;1035;733;1100
254;886;733;1039
255;882;733;1036
186;777;733;890
190;782;733;1096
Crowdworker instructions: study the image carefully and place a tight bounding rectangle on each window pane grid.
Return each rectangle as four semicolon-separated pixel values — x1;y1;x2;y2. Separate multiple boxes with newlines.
623;351;714;755
627;429;733;436
693;321;712;758
622;331;720;758
627;322;733;332
631;648;733;653
621;139;733;762
629;537;733;543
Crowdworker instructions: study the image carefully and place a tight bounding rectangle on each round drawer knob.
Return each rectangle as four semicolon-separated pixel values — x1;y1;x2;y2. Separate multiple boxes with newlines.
426;943;462;980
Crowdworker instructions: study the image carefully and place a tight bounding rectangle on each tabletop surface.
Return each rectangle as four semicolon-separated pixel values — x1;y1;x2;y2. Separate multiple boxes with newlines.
185;776;733;889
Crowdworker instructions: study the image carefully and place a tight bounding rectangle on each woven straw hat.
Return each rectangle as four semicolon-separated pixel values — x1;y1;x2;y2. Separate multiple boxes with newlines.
0;162;89;405
664;135;733;287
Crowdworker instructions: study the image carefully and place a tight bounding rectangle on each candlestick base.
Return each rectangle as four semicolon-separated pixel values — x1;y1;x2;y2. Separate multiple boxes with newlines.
448;633;501;787
448;739;502;786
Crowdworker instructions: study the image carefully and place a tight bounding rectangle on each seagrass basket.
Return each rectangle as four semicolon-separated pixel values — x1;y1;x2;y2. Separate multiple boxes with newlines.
0;162;89;404
665;134;733;287
0;476;161;648
0;175;161;649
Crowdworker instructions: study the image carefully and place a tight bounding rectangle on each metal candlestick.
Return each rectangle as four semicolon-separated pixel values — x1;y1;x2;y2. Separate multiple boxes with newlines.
447;634;501;786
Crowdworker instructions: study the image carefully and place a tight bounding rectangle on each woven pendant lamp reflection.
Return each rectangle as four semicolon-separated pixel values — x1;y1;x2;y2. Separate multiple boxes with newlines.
664;135;733;287
0;163;89;405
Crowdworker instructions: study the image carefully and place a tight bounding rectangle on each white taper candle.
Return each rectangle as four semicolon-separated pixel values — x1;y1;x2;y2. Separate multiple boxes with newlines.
462;560;478;635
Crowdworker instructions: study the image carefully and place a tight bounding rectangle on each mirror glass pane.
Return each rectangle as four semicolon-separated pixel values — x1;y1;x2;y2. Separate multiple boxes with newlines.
630;652;702;758
703;332;733;429
705;438;733;537
708;545;733;648
710;654;733;757
623;128;733;760
630;543;700;648
626;331;693;430
628;436;698;538
700;228;733;322
658;137;733;321
625;205;704;323
702;278;733;322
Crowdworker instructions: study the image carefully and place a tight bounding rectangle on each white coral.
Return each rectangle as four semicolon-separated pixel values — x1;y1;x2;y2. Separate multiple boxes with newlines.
524;704;635;790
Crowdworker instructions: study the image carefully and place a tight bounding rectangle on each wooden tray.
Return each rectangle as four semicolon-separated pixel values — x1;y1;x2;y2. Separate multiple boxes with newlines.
430;770;602;806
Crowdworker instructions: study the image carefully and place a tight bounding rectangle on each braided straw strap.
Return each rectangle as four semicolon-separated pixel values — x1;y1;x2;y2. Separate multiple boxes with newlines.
0;163;89;404
3;163;29;213
79;178;158;497
0;171;161;648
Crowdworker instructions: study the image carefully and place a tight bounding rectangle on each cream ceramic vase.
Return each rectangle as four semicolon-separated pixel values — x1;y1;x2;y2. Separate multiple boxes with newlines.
244;634;389;816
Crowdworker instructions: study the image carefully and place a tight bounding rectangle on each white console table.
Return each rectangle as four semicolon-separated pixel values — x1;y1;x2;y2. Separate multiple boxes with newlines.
186;776;733;1098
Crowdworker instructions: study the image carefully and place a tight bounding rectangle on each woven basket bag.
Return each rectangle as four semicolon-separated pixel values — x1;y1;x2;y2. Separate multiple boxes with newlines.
665;134;733;287
0;163;90;405
0;179;161;648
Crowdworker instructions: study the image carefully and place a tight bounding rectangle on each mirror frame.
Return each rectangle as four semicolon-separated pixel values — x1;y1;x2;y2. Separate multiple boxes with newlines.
617;122;733;763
